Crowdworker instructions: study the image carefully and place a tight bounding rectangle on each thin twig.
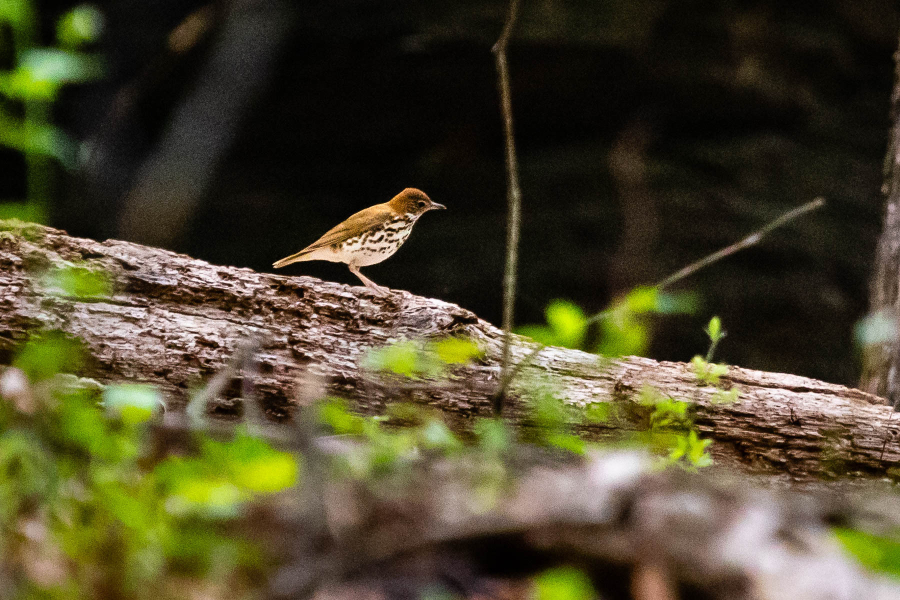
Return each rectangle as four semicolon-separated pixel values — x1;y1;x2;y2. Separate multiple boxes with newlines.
491;195;825;404
490;342;545;407
656;197;825;289
493;0;523;416
586;197;825;325
185;333;265;426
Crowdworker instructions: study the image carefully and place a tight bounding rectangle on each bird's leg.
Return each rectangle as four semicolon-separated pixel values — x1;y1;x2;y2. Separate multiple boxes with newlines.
348;265;389;296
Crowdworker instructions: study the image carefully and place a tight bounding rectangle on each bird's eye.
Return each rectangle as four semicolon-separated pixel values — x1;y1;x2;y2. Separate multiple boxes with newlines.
416;201;426;209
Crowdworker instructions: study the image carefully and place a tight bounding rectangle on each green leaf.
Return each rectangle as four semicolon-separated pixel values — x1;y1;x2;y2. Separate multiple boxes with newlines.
20;48;104;84
545;299;588;349
0;111;78;165
685;430;712;466
44;264;112;298
648;397;691;430
705;316;723;342
232;449;298;493
834;528;900;578
0;0;33;27
711;388;740;404
431;337;483;364
420;419;462;452
547;432;586;455
0;430;56;498
13;332;84;381
318;398;364;435
534;566;596;600
58;5;104;48
515;324;558;346
103;384;160;424
625;286;659;313
206;433;299;493
56;392;127;459
597;309;650;357
656;290;699;315
474;418;511;454
691;355;729;385
364;341;442;378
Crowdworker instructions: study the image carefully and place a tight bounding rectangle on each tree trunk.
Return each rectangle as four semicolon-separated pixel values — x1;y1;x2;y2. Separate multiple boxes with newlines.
0;220;897;485
861;38;900;405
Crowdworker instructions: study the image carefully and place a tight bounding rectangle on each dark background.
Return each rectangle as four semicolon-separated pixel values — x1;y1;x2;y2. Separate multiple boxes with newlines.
22;0;900;386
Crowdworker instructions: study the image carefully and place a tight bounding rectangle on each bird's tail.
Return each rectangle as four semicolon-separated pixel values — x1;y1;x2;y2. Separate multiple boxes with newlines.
272;250;313;269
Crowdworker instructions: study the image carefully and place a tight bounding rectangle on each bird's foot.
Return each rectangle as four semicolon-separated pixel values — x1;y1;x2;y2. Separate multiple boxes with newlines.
365;282;391;297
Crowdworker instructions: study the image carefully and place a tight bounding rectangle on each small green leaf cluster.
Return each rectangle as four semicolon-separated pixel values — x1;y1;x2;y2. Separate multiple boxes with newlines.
638;387;712;470
517;287;696;356
318;398;465;479
691;317;740;403
0;1;105;221
363;336;484;379
691;355;729;386
0;334;297;598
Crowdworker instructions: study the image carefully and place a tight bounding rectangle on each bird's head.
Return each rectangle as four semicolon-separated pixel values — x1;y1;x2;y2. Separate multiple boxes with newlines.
389;188;446;218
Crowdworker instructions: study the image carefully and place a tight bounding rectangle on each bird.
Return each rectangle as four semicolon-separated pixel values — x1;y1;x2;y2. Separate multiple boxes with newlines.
273;188;446;296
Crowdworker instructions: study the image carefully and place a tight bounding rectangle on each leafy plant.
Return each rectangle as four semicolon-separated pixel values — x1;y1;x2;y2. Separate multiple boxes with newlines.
1;334;297;598
691;355;729;386
518;287;696;356
636;386;713;470
0;1;104;222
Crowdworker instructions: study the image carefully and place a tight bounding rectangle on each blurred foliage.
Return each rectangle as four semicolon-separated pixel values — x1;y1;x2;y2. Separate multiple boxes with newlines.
517;299;588;349
0;1;103;223
533;566;597;600
42;264;112;299
834;528;900;580
518;286;696;356
522;384;587;455
13;331;84;381
0;334;296;598
363;336;483;379
855;309;898;348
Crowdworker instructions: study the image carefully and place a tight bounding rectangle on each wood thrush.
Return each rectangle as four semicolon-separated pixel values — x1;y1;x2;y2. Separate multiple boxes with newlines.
273;188;446;295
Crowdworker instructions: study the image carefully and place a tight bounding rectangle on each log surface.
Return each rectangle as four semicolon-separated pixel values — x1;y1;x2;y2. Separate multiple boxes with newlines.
0;221;897;484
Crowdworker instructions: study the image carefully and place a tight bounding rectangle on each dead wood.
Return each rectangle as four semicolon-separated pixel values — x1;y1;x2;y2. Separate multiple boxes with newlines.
0;221;898;485
268;450;900;600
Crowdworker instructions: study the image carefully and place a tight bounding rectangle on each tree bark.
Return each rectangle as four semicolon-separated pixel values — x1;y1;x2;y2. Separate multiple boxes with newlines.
861;37;900;405
0;221;897;485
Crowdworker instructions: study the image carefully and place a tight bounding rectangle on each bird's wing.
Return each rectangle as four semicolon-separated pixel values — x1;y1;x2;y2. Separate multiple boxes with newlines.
273;203;394;268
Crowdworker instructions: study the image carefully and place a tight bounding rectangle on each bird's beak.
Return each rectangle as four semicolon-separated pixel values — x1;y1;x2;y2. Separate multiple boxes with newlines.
430;202;447;211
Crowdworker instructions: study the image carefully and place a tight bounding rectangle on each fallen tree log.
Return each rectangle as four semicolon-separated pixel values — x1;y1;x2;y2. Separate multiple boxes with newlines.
268;449;900;600
0;220;897;484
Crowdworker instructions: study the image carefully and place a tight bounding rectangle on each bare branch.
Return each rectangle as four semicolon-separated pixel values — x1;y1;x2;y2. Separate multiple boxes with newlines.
493;0;524;415
586;197;826;325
